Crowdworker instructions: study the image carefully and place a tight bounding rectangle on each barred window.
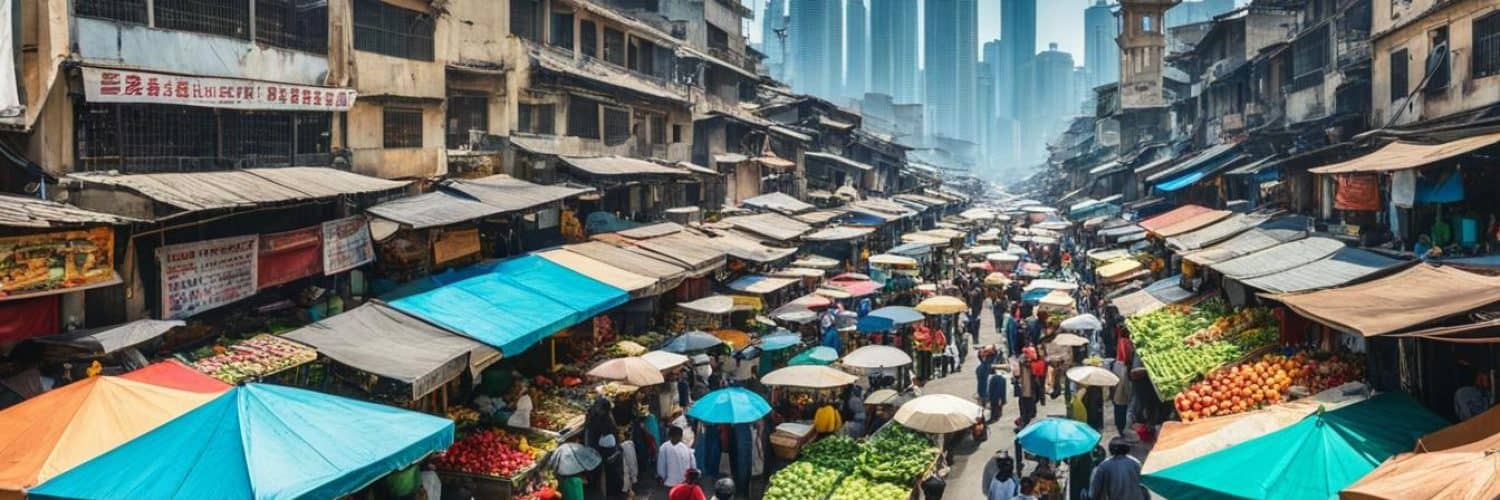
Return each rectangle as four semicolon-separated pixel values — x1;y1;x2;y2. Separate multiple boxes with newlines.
647;113;666;145
603;107;630;145
518;103;556;135
1291;25;1328;90
629;39;657;76
295;113;332;157
566;96;601;139
222;111;293;164
550;10;574;50
511;0;542;41
155;0;249;39
1474;12;1500;79
1390;48;1409;101
76;104;331;172
76;0;148;24
603;27;626;66
580;21;599;58
446;95;490;148
354;0;435;61
255;0;328;53
383;107;424;148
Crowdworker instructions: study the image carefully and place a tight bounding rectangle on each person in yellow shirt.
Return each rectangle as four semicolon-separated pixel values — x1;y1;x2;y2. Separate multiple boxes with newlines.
813;401;843;434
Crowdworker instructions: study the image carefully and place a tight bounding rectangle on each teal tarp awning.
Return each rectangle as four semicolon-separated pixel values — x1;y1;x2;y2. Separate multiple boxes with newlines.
1142;392;1447;500
29;384;454;500
388;255;628;355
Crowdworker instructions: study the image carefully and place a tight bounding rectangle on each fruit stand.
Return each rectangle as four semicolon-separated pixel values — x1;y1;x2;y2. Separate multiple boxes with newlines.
766;424;940;500
187;334;318;384
430;427;557;498
1127;300;1278;400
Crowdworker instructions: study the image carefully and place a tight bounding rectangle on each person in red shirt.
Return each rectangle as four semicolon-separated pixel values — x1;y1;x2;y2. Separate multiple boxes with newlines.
668;469;706;500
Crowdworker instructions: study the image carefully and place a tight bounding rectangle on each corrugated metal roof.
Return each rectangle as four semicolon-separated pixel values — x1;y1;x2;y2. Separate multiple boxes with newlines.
720;213;812;241
727;275;800;294
1148;145;1239;183
805;152;874;171
705;230;799;263
616;222;683;239
367;191;502;229
769;125;813;142
741;192;815;214
68;167;409;215
443;175;592;212
803;226;875;241
794;209;847;225
1182;216;1310;265
0;194;135;228
559;156;691;177
630;231;728;274
1165;212;1273;251
1211;237;1344;279
564;241;689;284
857;198;918;217
1138;204;1214;233
1239;247;1405;294
893;193;949;207
1098;224;1145;238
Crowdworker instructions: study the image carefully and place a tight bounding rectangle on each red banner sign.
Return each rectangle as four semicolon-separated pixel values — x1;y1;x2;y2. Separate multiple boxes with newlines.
1334;174;1381;211
81;67;356;111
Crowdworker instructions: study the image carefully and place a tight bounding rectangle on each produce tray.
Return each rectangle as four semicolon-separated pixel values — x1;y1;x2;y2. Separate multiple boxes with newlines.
435;462;536;499
524;414;585;441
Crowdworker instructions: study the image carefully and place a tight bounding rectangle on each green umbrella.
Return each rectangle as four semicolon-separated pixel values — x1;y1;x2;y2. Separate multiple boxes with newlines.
788;346;839;366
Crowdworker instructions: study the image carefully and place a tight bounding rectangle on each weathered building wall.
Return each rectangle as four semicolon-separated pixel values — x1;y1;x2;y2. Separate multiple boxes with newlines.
1371;0;1500;127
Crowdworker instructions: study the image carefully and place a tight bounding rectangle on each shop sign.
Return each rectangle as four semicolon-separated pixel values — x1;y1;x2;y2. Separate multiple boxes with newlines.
258;226;321;289
81;66;357;111
433;228;480;265
0;227;117;300
729;295;763;311
158;235;258;320
322;216;375;275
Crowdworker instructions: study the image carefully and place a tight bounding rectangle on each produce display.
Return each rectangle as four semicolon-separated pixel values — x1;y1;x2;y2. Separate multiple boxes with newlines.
1138;342;1243;399
764;461;843;500
530;392;585;433
431;428;538;478
829;476;911;500
800;435;860;472
856;425;939;485
1171;351;1364;421
1183;308;1275;347
1128;301;1279;399
190;334;317;384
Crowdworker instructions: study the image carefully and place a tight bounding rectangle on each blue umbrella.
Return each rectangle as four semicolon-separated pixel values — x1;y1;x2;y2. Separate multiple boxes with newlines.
686;387;772;424
856;315;895;333
1017;418;1102;461
788;346;839;366
760;332;802;351
662;331;726;353
1022;288;1051;304
869;306;925;325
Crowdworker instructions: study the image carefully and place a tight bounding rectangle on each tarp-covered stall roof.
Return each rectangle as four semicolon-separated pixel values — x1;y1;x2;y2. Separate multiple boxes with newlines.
706;231;799;263
387;255;629;355
1211;237;1344;280
1138;205;1213;233
616;222;684;239
630;231;728;274
367;191;502;229
1112;277;1196;317
803;226;875;242
720;213;812;242
0;194;136;228
1150;209;1232;237
443;175;592;212
1308;132;1500;174
558;156;691;177
726;275;800;295
534;248;664;297
1273;264;1500;337
740;192;815;214
794;209;848;225
1182;217;1311;265
35;319;184;355
1165;212;1274;251
1238;248;1405;294
283;303;500;400
564;241;690;285
67;167;410;215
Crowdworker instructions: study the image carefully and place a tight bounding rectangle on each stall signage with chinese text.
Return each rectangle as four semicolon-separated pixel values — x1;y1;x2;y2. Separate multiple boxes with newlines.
82;67;356;111
158;235;259;319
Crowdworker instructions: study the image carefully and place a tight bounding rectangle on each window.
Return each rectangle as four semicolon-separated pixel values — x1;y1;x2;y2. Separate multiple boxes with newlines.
707;24;729;51
517;103;556;135
604;107;630;145
629;39;657;75
550;10;574;50
1474;12;1500;78
155;0;250;38
383;107;424;148
603;28;626;66
1390;48;1409;102
566;96;601;138
222;111;293;163
1426;26;1450;92
672;124;683;143
76;0;148;24
294;113;332;157
1292;25;1328;90
354;0;435;61
580;21;599;58
76;104;332;171
446;95;490;149
255;0;329;53
1142;14;1153;34
511;0;542;41
645;113;666;145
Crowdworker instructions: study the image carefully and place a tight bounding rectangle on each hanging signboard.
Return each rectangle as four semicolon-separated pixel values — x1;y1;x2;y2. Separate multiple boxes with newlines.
432;228;481;265
258;226;321;289
322;216;375;275
158;235;259;320
81;66;357;111
0;227;118;301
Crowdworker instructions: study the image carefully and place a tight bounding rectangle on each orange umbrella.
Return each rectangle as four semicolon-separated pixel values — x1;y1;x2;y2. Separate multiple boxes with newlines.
712;329;752;349
0;376;226;497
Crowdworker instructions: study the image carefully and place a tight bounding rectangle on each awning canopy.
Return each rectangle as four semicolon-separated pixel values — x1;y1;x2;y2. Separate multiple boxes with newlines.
1150;209;1232;237
1112;277;1196;317
29;384;454;500
283;303;500;400
534;248;663;297
1273;264;1500;336
1165;212;1274;251
803;225;875;242
1211;237;1344;280
0;193;136;228
559;155;691;177
564;241;691;284
1238;247;1405;294
1182;216;1311;265
740;192;815;214
1138;205;1213;233
628;231;729;275
387;256;629;355
367;191;503;229
1145;143;1241;183
805;151;874;171
726;275;800;295
67;167;409;216
35;319;184;355
704;230;799;263
720;213;812;242
1308;132;1500;174
442;175;592;212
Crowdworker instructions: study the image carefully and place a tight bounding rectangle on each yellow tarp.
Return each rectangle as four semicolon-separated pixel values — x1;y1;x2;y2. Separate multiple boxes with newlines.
0;376;224;496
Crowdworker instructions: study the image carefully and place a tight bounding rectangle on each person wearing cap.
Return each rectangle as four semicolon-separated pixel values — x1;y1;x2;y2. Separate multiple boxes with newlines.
1089;438;1145;500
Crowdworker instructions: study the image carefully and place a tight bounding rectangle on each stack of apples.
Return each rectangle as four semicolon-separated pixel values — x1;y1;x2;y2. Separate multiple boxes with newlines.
1173;353;1296;422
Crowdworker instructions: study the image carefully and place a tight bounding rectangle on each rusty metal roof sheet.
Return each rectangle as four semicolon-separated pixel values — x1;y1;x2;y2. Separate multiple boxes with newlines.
443;174;592;212
559;156;692;177
0;194;135;228
67;167;409;214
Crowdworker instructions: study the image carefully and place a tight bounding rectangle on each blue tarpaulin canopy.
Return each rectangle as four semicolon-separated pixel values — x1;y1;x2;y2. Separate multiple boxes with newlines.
29;384;454;500
1155;170;1209;192
1415;171;1464;203
869;306;925;325
387;255;629;356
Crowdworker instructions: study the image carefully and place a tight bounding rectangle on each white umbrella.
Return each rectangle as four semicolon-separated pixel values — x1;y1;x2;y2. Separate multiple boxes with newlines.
869;254;919;267
588;357;666;386
549;443;603;475
1050;333;1090;347
841;345;914;369
1059;313;1103;331
865;388;900;405
641;350;690;371
760;365;859;389
1067;366;1120;387
892;394;984;434
1026;279;1079;292
677;295;736;315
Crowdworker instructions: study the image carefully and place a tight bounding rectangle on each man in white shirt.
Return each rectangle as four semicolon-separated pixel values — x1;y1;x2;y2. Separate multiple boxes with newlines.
657;426;697;487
